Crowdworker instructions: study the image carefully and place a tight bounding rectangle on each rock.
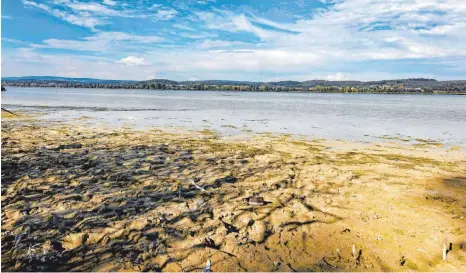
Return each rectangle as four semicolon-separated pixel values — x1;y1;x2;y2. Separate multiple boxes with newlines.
246;196;265;206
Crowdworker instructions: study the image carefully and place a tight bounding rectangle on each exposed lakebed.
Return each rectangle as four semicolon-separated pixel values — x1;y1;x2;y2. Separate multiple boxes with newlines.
1;116;466;271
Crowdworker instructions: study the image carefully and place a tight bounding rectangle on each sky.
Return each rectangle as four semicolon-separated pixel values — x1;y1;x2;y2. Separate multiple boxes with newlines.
1;0;466;81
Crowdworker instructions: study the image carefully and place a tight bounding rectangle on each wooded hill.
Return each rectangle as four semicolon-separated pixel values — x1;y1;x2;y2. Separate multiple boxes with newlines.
3;77;466;93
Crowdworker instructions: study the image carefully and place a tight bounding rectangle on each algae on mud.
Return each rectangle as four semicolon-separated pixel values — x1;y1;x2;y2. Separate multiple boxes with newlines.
1;118;466;272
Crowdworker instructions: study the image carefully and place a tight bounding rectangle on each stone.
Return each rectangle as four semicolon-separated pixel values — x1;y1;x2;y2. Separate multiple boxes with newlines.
247;196;264;206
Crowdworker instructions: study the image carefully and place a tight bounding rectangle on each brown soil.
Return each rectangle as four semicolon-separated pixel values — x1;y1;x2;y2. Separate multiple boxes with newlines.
1;119;465;272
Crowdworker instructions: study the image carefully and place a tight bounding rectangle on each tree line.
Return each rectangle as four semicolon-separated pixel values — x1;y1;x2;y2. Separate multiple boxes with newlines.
3;78;466;93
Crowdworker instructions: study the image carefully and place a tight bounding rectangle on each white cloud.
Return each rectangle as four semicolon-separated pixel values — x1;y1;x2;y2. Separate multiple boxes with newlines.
22;0;103;29
10;0;466;81
196;0;216;5
173;24;196;31
154;8;178;20
149;4;162;10
326;73;348;81
3;46;466;81
65;2;127;17
177;32;217;39
22;0;147;29
2;48;156;80
194;11;293;40
32;32;163;52
2;38;29;45
117;56;150;66
147;4;178;20
193;1;466;64
103;0;117;6
197;40;251;49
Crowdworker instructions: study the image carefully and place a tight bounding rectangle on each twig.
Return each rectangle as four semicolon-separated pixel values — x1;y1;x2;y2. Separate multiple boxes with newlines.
323;257;336;268
1;108;18;116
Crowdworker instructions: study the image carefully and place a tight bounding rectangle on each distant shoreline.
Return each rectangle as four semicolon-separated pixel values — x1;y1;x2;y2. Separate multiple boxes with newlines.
3;85;466;95
3;76;466;94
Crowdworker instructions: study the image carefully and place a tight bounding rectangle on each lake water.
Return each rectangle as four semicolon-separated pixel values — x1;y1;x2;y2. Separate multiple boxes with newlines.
2;87;466;146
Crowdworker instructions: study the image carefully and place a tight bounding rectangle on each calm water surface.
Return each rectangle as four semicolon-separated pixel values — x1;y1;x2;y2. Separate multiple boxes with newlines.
3;87;466;146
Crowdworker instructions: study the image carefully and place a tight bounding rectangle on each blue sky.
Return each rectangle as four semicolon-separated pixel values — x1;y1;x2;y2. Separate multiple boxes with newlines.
2;0;466;81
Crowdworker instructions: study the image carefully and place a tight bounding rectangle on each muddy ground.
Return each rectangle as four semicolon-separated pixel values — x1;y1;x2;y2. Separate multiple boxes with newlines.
1;116;466;272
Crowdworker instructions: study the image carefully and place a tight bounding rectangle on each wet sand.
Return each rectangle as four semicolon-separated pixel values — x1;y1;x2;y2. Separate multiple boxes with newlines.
1;114;466;272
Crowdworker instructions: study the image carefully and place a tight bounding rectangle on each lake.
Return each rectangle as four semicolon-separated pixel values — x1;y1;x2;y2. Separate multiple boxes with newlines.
2;87;466;146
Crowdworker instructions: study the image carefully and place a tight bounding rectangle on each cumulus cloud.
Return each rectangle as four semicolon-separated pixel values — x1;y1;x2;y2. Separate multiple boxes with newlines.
3;46;466;81
326;73;348;81
9;0;466;80
117;56;150;66
193;0;466;63
2;48;156;80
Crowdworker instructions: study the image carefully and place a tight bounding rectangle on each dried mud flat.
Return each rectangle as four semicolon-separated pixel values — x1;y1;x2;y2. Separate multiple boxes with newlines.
1;117;466;272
